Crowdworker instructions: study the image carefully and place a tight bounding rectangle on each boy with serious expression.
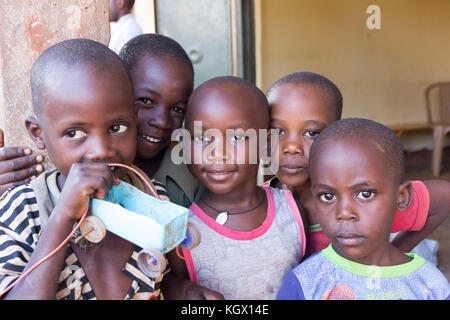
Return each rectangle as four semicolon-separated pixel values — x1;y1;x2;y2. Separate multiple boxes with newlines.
277;119;449;300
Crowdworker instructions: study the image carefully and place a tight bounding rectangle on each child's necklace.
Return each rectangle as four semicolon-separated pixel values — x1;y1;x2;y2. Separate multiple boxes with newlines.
199;191;266;226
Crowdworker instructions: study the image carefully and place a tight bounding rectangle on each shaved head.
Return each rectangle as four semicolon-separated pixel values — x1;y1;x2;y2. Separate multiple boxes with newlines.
310;118;405;184
267;71;343;120
187;76;269;129
119;33;193;76
30;38;131;118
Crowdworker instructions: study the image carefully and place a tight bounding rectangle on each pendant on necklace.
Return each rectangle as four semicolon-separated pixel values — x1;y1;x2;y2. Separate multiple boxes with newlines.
215;211;229;225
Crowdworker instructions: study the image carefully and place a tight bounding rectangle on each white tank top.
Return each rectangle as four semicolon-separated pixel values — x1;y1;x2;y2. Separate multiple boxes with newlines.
182;187;306;300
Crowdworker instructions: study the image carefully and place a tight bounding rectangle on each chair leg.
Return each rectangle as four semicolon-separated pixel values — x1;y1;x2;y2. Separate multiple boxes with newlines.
432;126;445;176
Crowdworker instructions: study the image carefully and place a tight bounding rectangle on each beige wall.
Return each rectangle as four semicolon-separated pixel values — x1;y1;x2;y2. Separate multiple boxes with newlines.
259;0;450;150
133;0;155;33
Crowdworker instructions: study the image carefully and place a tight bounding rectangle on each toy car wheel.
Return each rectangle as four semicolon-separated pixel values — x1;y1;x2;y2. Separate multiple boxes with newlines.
137;248;166;278
79;216;106;243
180;222;201;250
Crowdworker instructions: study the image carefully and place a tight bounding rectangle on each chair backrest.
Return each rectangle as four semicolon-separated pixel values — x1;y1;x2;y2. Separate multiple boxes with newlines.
425;82;450;124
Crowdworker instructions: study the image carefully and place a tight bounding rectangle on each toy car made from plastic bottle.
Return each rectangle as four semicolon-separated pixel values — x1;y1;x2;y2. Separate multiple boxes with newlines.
77;180;200;278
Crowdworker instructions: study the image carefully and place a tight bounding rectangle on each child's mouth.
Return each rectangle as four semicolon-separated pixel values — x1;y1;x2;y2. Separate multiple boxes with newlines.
336;233;366;246
279;165;305;174
140;133;164;144
203;168;237;182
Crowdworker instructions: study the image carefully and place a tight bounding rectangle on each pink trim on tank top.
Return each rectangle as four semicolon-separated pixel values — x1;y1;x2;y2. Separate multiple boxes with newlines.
181;248;198;283
283;189;307;260
188;187;275;240
182;187;275;283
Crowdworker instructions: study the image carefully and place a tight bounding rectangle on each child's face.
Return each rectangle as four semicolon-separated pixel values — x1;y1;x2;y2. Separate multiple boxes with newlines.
268;83;337;188
131;54;193;160
310;138;400;263
186;84;265;195
34;67;137;178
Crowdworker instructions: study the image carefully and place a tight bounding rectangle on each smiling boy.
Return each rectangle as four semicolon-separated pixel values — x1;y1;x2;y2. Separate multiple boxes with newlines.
119;34;201;208
277;118;449;300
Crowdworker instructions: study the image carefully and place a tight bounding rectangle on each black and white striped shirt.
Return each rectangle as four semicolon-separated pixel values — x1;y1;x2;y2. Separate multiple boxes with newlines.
0;172;171;300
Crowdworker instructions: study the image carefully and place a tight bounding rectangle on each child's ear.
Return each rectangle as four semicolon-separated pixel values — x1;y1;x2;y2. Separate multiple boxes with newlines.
396;181;413;212
25;116;46;150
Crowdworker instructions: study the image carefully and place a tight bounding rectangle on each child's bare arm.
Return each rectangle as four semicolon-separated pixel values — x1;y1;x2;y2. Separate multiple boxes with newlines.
0;128;45;195
391;180;450;253
161;249;224;300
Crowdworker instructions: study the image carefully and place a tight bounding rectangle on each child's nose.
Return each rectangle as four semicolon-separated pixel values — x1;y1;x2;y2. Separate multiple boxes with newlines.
84;137;115;162
207;138;231;163
336;198;358;222
282;134;304;156
148;105;171;130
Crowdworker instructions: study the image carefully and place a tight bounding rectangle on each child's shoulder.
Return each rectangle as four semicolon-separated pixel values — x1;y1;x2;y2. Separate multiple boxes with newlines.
415;256;450;291
290;250;329;278
0;169;58;231
0;182;36;207
263;185;293;199
260;186;302;219
0;182;39;229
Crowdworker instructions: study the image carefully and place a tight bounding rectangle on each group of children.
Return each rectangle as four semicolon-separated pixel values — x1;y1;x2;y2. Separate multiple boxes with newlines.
0;33;448;300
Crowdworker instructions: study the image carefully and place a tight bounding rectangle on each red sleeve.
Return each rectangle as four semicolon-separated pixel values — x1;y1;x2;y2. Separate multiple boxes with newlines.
306;229;331;257
391;181;430;233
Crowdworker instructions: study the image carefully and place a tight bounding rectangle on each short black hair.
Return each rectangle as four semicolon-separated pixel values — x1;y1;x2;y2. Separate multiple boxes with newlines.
196;75;267;101
125;0;135;10
30;38;129;117
119;33;194;76
309;118;405;183
267;71;343;120
186;76;269;127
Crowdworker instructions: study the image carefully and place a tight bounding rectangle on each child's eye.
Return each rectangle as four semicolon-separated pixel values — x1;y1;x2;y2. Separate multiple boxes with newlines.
229;134;247;143
271;127;286;137
304;130;320;138
170;106;186;114
109;124;128;134
319;192;336;203
194;134;211;143
137;98;153;106
356;190;376;200
65;129;86;139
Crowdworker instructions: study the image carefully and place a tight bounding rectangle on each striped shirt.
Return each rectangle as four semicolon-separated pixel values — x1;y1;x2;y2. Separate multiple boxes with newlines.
0;168;170;300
